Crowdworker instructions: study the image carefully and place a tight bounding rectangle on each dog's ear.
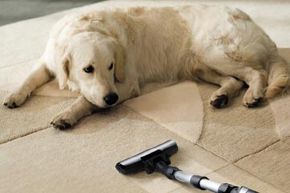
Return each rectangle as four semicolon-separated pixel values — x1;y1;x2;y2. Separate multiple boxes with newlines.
57;53;70;90
113;41;126;83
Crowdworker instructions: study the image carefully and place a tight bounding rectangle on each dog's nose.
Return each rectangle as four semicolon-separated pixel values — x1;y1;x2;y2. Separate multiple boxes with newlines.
103;92;119;105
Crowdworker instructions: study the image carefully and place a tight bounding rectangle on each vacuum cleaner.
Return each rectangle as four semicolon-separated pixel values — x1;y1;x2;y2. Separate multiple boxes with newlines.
116;140;258;193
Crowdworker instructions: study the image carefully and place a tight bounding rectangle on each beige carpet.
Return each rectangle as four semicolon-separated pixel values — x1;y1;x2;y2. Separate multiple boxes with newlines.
0;1;290;193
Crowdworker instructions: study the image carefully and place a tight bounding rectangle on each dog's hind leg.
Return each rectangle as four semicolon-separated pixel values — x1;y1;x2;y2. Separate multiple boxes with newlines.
195;66;244;108
202;49;268;107
266;55;290;98
3;60;52;108
209;64;267;108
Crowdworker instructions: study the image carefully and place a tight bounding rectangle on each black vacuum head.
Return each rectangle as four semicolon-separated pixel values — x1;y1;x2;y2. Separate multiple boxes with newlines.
116;140;178;174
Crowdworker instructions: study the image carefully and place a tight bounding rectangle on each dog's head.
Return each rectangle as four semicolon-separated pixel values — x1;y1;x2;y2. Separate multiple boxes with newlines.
57;32;125;108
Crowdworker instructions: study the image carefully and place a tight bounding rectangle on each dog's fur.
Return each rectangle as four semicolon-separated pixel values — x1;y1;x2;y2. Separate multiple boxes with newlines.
3;5;290;129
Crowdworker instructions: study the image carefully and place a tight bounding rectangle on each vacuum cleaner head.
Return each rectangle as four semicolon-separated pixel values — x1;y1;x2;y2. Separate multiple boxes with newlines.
116;139;259;193
116;140;178;174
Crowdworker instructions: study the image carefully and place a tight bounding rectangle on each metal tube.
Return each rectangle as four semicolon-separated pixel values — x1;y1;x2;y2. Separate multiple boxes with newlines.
239;187;258;193
174;171;192;184
200;179;221;193
174;171;221;193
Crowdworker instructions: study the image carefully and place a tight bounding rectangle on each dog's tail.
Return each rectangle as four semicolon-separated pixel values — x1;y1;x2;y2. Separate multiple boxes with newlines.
265;55;290;98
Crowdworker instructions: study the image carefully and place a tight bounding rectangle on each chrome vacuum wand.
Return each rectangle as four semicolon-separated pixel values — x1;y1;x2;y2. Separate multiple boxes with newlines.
116;140;258;193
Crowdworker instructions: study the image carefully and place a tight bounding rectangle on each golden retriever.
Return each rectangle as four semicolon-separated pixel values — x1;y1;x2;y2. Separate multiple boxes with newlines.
3;5;289;129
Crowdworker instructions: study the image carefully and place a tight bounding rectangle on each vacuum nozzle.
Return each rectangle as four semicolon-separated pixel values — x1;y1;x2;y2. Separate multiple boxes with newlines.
115;140;178;174
116;140;259;193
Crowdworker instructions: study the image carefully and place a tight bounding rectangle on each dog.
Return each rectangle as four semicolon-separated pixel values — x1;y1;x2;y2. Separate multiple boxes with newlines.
3;5;289;129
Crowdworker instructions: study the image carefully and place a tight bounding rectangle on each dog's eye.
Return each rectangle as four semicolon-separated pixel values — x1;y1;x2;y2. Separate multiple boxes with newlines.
83;65;94;73
108;63;114;71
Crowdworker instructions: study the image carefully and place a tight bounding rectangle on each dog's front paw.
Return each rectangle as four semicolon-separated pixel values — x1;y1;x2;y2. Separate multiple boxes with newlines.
51;119;72;130
51;112;76;130
3;92;29;108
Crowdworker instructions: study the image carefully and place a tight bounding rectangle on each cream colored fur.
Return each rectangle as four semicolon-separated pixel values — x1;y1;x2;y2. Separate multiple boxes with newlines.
3;5;289;129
